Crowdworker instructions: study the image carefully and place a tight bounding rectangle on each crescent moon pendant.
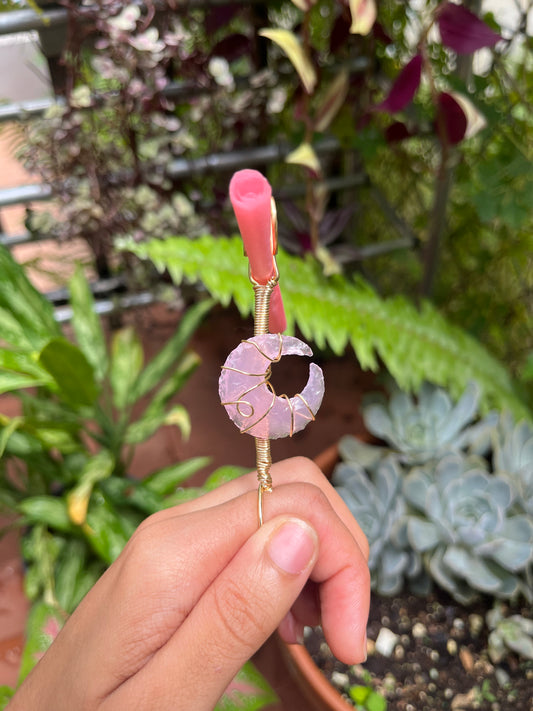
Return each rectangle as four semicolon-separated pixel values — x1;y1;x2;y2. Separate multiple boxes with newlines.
219;334;325;439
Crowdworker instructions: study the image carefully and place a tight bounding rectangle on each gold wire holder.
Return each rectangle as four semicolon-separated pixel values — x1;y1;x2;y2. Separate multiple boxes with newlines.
253;198;279;526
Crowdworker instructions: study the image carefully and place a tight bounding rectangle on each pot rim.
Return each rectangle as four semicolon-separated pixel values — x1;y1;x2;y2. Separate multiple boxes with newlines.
279;638;354;711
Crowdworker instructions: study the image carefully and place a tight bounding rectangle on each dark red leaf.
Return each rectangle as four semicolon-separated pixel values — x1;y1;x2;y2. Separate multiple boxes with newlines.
205;5;241;35
373;21;393;46
210;33;250;62
375;54;423;114
330;13;351;53
436;92;467;145
437;2;501;54
385;121;414;143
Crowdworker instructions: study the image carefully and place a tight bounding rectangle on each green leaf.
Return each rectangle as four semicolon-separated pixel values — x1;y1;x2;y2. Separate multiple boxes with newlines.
0;307;37;350
163;487;206;507
0;348;52;380
124;404;191;445
84;493;135;564
0;686;14;708
132;299;213;400
133;351;200;433
142;456;211;496
69;265;109;381
0;245;60;348
286;142;322;173
38;338;99;407
70;560;105;609
122;235;531;422
204;465;249;490
67;450;115;525
18;601;65;683
53;539;88;613
0;416;23;457
0;371;50;395
215;661;277;711
314;69;350;132
258;28;316;94
18;497;73;533
25;426;79;454
100;476;164;515
367;690;387;711
110;327;144;410
350;685;370;704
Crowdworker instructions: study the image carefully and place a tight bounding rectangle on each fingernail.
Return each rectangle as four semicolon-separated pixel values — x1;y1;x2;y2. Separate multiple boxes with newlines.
268;519;317;575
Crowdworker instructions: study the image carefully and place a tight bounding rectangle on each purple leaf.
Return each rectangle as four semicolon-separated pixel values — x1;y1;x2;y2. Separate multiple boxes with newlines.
375;54;423;114
205;5;241;35
437;2;501;55
210;33;250;62
330;13;351;53
319;205;356;245
437;92;467;145
385;121;415;143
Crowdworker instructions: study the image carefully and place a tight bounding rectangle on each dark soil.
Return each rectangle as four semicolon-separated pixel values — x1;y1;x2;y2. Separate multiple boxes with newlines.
306;589;533;711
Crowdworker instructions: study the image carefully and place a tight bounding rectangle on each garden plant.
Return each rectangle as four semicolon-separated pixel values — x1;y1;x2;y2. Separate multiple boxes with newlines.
0;0;531;708
0;246;275;710
325;381;533;708
10;0;531;398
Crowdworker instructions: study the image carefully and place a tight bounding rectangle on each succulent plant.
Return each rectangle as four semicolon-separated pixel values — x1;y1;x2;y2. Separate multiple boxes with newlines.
404;455;533;604
333;455;429;596
486;603;533;663
362;381;494;465
492;414;533;516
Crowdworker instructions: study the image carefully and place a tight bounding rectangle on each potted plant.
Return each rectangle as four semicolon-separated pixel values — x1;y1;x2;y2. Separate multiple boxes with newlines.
283;381;533;710
0;246;277;710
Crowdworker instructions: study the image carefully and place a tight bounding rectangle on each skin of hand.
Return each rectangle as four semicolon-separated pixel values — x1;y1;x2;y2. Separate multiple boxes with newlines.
8;457;370;711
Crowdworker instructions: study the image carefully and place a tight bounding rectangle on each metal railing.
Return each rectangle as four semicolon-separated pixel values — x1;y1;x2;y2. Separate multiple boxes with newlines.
0;1;414;323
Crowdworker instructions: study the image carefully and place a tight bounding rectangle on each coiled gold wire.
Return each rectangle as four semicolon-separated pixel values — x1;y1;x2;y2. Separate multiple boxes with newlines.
253;198;278;526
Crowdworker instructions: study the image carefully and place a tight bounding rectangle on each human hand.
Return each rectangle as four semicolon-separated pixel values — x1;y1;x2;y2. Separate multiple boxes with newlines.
9;457;370;711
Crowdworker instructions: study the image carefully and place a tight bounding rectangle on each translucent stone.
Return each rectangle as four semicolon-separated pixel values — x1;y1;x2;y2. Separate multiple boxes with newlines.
219;334;325;439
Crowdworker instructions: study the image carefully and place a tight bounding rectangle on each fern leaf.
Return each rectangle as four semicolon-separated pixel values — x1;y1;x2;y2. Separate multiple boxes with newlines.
121;235;530;421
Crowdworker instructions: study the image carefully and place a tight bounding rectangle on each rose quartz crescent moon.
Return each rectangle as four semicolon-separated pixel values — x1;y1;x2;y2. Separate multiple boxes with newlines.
219;334;325;440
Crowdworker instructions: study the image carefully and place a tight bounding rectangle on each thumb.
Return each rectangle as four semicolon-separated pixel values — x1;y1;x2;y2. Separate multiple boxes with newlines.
127;516;318;711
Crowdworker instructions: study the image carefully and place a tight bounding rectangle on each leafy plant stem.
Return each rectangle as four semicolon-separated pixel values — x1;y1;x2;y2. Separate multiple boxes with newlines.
420;158;454;299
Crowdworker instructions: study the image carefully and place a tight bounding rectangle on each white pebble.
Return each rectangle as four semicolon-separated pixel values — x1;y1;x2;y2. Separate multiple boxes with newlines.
375;628;400;657
412;622;427;639
331;671;350;688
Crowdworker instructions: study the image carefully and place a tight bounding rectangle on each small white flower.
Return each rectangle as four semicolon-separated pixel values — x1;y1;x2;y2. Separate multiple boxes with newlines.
208;57;235;90
129;28;165;53
267;87;287;114
70;85;92;108
108;5;140;32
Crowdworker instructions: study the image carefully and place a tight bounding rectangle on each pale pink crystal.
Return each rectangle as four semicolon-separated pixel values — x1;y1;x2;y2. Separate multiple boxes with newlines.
219;334;325;439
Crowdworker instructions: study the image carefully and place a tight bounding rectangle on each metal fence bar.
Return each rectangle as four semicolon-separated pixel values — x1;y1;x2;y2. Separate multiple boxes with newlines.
0;7;67;35
0;172;368;250
53;290;157;323
0;139;343;213
0;97;60;123
0;184;52;208
0;0;265;37
0;232;38;248
45;275;126;306
168;138;341;179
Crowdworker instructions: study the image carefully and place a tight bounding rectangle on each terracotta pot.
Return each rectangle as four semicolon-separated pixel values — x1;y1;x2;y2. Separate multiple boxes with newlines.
313;443;339;479
278;639;353;711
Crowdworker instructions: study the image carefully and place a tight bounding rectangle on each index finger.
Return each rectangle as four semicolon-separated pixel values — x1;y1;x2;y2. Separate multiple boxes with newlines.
162;456;369;561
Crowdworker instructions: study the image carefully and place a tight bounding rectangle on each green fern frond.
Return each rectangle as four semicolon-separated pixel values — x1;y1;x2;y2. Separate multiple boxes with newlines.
121;235;530;421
